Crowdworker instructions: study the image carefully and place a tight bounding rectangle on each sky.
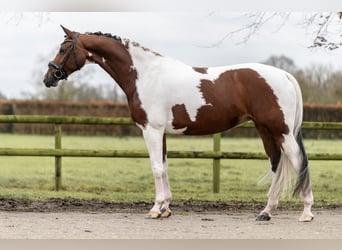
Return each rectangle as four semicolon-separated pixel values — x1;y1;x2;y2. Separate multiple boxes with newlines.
0;11;341;99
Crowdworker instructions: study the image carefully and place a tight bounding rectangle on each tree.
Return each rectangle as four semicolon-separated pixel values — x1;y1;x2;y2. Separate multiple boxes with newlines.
0;91;6;100
210;12;342;50
261;55;297;74
305;12;342;50
0;12;50;26
262;54;342;104
302;64;336;88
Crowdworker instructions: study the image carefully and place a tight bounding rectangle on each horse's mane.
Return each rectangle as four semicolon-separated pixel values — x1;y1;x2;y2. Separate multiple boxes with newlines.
85;31;161;56
86;31;122;41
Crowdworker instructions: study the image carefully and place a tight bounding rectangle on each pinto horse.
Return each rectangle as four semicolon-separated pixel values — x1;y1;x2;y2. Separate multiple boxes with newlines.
43;26;314;222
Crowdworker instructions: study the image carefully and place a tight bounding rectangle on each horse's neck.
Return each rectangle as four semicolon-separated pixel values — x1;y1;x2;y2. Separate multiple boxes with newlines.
84;35;180;103
84;36;138;97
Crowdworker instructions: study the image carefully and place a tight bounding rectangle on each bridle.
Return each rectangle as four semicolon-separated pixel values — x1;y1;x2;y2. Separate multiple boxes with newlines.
48;33;81;80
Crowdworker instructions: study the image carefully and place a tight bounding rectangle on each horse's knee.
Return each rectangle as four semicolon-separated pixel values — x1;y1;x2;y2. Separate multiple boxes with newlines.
151;165;165;178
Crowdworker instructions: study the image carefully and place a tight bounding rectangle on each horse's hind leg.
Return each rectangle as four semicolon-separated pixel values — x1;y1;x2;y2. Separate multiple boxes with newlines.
256;128;314;222
282;133;314;222
255;125;283;221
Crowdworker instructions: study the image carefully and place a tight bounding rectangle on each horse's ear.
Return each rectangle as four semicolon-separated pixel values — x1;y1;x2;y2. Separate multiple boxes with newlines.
60;25;74;39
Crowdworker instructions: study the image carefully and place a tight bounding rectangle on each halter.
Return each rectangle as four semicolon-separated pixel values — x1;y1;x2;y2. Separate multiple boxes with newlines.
48;33;81;80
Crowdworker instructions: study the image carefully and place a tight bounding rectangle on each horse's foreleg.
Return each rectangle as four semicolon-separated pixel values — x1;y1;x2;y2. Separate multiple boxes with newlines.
143;126;171;219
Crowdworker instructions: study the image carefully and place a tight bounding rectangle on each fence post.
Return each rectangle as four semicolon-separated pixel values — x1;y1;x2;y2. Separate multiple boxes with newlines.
213;133;221;193
54;124;62;191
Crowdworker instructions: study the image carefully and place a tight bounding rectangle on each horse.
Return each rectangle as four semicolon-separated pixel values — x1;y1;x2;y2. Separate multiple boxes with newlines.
43;26;314;222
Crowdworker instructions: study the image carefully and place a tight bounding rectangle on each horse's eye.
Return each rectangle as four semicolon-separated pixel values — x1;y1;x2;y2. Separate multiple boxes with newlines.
59;48;66;54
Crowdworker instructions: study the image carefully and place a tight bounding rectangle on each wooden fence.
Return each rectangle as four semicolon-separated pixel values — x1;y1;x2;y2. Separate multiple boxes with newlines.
0;115;341;193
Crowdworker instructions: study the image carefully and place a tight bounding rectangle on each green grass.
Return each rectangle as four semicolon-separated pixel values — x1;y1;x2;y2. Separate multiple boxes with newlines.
0;133;341;207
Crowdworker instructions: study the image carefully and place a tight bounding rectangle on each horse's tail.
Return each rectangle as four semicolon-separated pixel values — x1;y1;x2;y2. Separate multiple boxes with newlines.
265;73;310;199
292;128;310;196
285;73;310;197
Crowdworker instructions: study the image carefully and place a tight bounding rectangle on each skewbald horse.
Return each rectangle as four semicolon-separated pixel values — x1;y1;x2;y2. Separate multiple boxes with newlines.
44;26;314;222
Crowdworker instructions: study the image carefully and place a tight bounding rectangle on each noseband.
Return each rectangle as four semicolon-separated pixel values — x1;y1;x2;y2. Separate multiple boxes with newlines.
48;32;81;80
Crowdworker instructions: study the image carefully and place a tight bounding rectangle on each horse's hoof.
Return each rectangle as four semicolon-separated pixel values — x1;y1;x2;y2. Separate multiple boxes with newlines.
256;212;271;221
160;207;172;218
145;211;161;219
299;214;314;222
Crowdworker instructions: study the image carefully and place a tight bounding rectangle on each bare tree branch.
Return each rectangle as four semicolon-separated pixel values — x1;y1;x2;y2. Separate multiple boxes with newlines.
205;12;342;50
201;12;290;48
306;12;342;50
1;12;50;26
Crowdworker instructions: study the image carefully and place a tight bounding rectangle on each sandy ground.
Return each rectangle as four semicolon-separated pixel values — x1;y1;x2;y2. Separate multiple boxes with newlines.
1;209;341;239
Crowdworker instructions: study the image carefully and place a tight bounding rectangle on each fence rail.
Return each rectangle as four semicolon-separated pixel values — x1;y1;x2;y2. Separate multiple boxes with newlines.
1;115;342;129
0;115;341;192
1;148;341;160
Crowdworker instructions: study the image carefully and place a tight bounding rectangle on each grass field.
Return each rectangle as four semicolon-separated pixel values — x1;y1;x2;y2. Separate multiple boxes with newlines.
0;133;341;207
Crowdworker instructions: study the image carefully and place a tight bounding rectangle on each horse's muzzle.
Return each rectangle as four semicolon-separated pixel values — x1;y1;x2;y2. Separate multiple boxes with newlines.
43;74;59;88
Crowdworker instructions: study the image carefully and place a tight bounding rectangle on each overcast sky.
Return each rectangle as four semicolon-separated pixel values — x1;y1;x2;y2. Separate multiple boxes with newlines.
1;11;341;99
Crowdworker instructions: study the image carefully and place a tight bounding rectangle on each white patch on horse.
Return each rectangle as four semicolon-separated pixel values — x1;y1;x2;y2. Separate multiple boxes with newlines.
129;65;136;73
102;57;106;64
127;42;208;132
85;52;94;65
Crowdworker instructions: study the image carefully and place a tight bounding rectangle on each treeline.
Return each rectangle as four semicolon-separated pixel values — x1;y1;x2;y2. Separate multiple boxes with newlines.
0;100;341;138
0;54;341;104
262;55;342;104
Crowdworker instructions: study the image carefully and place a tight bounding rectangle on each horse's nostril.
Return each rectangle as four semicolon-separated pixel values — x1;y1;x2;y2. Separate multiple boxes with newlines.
43;76;50;86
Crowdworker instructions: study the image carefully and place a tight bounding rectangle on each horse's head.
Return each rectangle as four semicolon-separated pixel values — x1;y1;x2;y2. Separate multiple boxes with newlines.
43;26;87;87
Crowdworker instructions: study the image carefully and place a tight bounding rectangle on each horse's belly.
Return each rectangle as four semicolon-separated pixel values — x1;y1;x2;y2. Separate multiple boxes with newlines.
166;105;247;135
